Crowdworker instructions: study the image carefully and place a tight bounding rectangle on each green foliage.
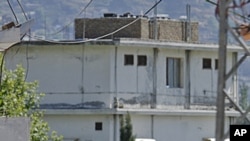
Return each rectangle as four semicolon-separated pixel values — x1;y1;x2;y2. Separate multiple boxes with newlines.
239;82;249;110
0;65;63;141
120;112;136;141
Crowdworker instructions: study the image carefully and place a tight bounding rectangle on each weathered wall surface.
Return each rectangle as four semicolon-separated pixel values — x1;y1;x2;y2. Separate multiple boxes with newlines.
44;114;113;141
115;46;154;108
44;112;233;141
153;20;199;42
189;50;234;105
0;117;30;141
5;44;113;109
75;18;199;42
75;18;149;39
5;43;236;109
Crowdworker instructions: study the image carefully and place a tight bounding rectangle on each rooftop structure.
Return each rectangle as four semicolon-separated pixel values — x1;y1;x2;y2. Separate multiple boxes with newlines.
75;14;199;42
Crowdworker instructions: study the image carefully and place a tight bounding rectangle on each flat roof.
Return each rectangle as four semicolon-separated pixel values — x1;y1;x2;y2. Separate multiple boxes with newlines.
116;38;243;52
14;38;244;52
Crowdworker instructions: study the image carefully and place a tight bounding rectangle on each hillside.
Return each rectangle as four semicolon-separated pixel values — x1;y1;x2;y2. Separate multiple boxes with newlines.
0;0;217;43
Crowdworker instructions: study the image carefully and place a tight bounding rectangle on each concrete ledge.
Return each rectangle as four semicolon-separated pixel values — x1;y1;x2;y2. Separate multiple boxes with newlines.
44;108;241;117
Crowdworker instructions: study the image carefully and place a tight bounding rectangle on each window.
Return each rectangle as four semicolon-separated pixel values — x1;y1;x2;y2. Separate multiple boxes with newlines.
215;59;218;70
124;55;134;65
202;58;212;69
95;122;102;131
166;58;181;88
137;55;147;66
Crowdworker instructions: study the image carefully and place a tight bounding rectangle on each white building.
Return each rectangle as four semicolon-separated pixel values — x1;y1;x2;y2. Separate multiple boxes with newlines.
4;38;241;141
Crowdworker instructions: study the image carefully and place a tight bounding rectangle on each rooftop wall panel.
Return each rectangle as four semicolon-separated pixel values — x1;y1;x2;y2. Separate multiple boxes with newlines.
75;18;199;42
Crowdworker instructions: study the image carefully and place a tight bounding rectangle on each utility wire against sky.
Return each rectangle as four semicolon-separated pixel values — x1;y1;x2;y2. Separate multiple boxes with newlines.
5;0;93;38
17;0;28;21
6;0;28;24
27;0;162;44
47;0;94;36
6;0;18;24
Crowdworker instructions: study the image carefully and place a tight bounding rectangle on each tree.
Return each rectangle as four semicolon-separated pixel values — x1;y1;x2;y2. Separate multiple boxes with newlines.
120;112;135;141
0;64;63;141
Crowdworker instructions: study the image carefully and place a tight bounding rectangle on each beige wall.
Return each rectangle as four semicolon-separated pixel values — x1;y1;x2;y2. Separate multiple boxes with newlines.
75;18;199;42
75;18;149;39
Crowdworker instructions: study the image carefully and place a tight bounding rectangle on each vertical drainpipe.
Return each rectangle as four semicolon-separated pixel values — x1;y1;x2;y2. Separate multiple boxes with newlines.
185;50;191;109
151;115;154;139
113;46;118;141
151;48;158;109
81;44;85;104
114;46;118;106
150;48;158;139
136;49;139;93
232;52;238;104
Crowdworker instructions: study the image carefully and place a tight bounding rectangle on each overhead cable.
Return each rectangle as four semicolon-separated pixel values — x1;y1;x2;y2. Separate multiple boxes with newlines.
6;0;19;24
27;0;162;44
47;0;94;36
17;0;28;20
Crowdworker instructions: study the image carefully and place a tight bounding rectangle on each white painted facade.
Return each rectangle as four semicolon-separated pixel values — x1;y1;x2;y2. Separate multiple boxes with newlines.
43;109;237;141
4;39;241;141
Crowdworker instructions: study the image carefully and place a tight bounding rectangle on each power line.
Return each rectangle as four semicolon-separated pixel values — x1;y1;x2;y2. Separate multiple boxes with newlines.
6;0;18;24
46;0;94;37
17;0;28;20
26;0;162;44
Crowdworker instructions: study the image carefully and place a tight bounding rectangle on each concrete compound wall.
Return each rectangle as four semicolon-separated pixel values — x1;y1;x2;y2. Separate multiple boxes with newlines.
0;117;30;141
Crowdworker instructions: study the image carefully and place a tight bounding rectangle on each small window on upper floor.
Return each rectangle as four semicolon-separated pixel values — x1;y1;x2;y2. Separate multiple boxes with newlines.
137;55;147;66
124;55;134;65
95;122;103;131
202;58;212;69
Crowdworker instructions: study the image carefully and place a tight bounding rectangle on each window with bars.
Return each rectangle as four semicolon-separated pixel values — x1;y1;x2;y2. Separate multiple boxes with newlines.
202;58;212;69
137;55;147;66
95;122;103;131
124;55;134;65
